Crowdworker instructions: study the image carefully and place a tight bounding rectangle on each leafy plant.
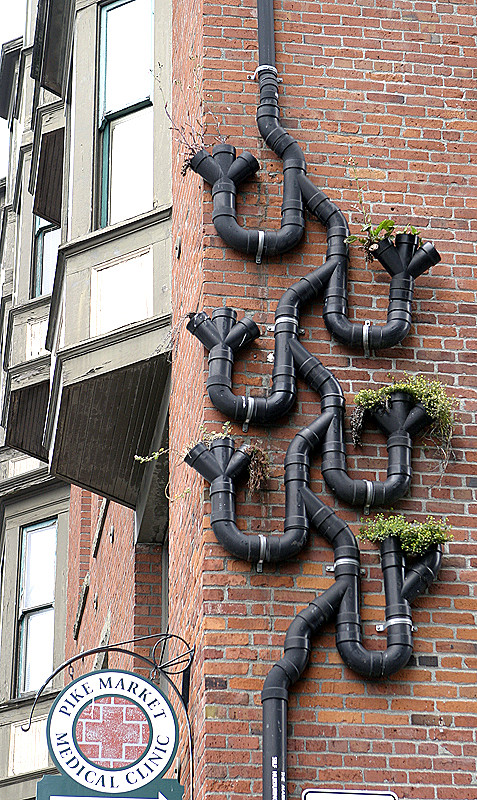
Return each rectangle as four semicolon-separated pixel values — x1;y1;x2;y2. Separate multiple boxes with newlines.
345;218;396;262
399;223;422;240
155;58;226;176
358;513;452;556
350;373;457;471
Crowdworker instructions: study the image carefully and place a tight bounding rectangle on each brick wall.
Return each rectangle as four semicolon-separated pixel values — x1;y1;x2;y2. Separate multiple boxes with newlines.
170;1;477;800
66;488;164;677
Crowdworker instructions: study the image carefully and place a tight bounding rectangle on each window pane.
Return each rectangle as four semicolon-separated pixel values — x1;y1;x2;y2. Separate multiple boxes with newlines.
91;249;153;336
32;217;61;297
41;227;61;294
109;106;153;224
21;608;55;693
22;522;56;609
102;0;152;117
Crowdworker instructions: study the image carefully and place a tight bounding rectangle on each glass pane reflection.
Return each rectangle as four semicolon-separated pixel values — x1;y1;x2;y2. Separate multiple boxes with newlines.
22;607;55;693
109;106;153;225
104;0;152;115
23;522;56;609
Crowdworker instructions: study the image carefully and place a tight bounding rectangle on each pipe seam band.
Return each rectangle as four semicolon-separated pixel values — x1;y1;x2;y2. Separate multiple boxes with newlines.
256;534;267;573
242;396;255;432
364;480;374;515
363;319;372;357
376;616;415;632
334;557;360;569
252;64;278;80
256;230;265;264
275;315;299;328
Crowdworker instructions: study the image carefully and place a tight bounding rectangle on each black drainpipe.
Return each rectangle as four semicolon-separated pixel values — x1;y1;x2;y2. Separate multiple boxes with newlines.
185;434;442;800
189;0;306;262
184;0;445;798
298;175;441;351
185;415;333;566
187;18;441;424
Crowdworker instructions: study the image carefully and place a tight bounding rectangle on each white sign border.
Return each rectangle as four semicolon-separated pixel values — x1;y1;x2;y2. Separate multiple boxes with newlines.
47;669;179;794
302;789;398;800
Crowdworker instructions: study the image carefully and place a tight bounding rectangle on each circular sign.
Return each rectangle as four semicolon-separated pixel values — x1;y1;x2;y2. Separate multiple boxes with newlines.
47;669;178;794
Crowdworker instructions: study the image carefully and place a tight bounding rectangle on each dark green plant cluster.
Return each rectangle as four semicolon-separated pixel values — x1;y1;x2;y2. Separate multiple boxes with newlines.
358;513;452;556
350;374;456;470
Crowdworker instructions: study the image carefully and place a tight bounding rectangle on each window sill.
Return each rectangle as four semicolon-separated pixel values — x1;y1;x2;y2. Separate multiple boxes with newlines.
0;688;59;714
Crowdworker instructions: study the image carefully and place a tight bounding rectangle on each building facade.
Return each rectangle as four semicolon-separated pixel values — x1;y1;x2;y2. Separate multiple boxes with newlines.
0;0;476;799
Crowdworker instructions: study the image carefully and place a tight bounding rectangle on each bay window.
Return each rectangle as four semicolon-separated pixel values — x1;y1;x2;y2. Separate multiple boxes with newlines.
99;0;154;227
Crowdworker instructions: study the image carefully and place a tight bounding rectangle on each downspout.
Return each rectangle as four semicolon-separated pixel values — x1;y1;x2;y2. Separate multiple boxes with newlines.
261;580;347;800
261;494;441;800
300;487;441;678
189;0;306;261
185;432;442;800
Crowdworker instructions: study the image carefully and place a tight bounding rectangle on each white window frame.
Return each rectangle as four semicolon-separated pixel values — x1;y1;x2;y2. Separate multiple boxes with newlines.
0;486;69;702
16;518;57;696
98;0;154;228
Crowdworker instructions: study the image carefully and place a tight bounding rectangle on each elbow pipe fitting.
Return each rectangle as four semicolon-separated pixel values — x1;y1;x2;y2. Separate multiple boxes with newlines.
402;545;442;602
261;578;347;800
405;241;441;278
335;537;415;679
324;270;415;351
290;340;427;509
188;304;300;424
190;78;308;262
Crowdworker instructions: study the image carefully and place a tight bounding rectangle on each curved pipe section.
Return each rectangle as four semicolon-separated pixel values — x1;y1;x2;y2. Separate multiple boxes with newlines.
260;490;442;800
261;580;347;800
189;0;307;264
290;339;433;508
299;174;441;351
184;418;332;566
184;4;446;800
186;257;339;424
184;427;442;800
300;487;440;678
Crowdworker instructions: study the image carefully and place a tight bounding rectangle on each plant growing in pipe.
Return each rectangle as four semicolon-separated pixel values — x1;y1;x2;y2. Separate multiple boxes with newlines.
350;373;456;471
344;158;423;264
358;513;452;556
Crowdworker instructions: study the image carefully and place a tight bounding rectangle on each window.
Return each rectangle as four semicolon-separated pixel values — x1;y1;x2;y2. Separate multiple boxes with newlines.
90;248;153;336
0;486;68;705
99;0;154;227
16;519;57;695
32;216;61;297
